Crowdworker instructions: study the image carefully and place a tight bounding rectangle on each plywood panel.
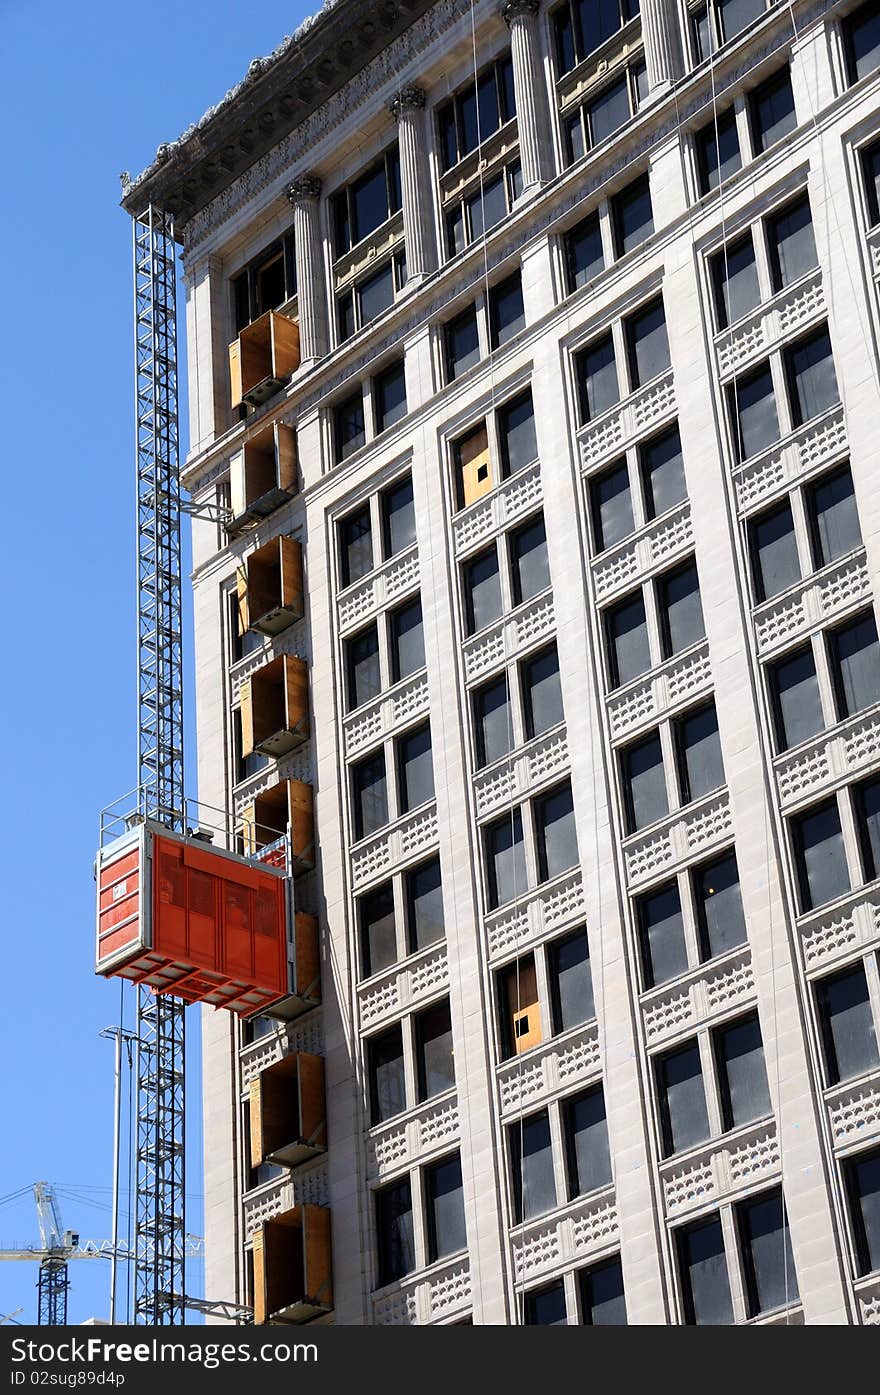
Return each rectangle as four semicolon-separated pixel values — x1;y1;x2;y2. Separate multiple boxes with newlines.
280;536;304;617
240;681;255;760
230;453;247;518
297;1053;326;1148
252;659;284;747
271;313;301;380
252;1229;267;1325
249;1078;264;1169
458;424;493;508
302;1206;332;1309
293;913;320;1003
236;565;249;636
284;656;309;739
276;422;298;493
246;547;277;626
229;339;242;411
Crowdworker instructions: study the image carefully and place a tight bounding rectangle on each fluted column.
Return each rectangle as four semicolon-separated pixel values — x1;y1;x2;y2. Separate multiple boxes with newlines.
389;86;436;284
286;174;329;365
502;0;550;193
640;0;685;98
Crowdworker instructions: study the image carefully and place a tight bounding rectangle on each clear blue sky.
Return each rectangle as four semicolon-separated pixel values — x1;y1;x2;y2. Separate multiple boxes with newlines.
0;0;313;1325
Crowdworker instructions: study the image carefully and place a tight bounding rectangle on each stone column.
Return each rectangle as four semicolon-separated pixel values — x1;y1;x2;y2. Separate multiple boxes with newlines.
640;0;685;98
390;86;436;284
286;173;329;366
502;0;550;194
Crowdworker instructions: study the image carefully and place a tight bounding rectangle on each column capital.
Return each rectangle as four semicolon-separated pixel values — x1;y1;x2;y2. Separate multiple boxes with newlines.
501;0;540;25
286;173;322;205
389;85;427;119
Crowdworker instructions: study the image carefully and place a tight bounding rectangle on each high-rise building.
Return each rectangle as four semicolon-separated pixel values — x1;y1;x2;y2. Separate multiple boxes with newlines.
122;0;880;1325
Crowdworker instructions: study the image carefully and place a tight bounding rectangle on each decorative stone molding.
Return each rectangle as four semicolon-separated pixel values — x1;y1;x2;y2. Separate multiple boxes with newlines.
389;85;427;117
286;173;323;204
501;0;540;20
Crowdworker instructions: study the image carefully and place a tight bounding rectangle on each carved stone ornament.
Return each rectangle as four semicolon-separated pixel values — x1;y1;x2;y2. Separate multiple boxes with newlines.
287;173;323;204
389;85;427;118
501;0;540;24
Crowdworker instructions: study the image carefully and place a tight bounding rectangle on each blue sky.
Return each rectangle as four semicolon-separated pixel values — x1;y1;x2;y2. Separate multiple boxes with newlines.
0;0;313;1325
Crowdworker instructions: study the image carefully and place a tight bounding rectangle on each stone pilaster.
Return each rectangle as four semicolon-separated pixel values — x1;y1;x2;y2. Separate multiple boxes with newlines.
502;0;551;193
287;173;329;365
640;0;685;98
390;86;436;284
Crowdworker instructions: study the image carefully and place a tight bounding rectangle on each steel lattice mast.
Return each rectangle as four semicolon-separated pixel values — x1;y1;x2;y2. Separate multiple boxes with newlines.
132;205;186;1326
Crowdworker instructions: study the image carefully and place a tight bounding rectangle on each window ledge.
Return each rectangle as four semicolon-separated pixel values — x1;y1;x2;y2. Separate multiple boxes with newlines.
578;367;676;477
774;700;880;813
825;1063;880;1155
659;1115;779;1222
472;721;569;824
714;265;824;381
357;937;449;1034
797;880;880;972
731;401;846;517
623;786;733;890
344;668;430;762
351;799;440;893
752;545;869;660
496;1017;600;1121
452;457;541;560
509;1185;618;1288
606;638;713;746
366;1089;459;1182
640;943;754;1048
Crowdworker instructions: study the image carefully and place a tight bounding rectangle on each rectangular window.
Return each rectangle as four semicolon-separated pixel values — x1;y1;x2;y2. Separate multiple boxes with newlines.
352;750;389;841
374;359;407;434
425;1153;467;1262
339;506;373;588
333;390;366;464
845;1146;880;1276
856;775;880;883
376;1178;415;1286
405;857;444;953
498;953;540;1059
766;193;817;292
564;210;604;293
485;809;527;909
748;67;796;154
590;460;634;551
332;146;401;256
737;1190;799;1316
625;298;671;388
489;271;525;348
675;703;725;803
718;0;766;41
524;1281;567;1325
693;850;747;959
548;927;595;1032
389;597;425;684
658;560;705;658
816;961;879;1084
381;476;416;559
843;0;880;85
535;783;579;882
678;1215;734;1325
829;611;880;720
232;232;296;333
784;326;839;426
768;645;824;750
729;362;780;461
749;500;800;602
637;880;689;988
695;109;741;195
575;331;620;423
346;624;381;711
861;138;880;227
498;389;538;475
553;0;637;75
509;515;550;605
444;305;481;382
474;674;512;769
657;1040;710;1155
605;592;651;688
622;731;668;833
587;74;632;147
792;798;850;911
509;1110;557;1222
437;54;516;171
714;1012;771;1130
464;546;503;635
711;232;761;329
579;1256;628;1325
522;645;564;739
564;1086;612;1198
806;465;862;567
416;999;455;1101
397;724;434;813
359;883;396;978
640;426;686;519
611;174;654;257
368;1024;406;1125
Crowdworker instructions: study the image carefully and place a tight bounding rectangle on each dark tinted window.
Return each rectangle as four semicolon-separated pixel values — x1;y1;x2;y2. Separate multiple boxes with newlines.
737;1190;799;1316
845;1146;880;1275
729;362;779;461
678;1216;734;1325
489;272;525;348
405;857;444;953
564;1087;612;1197
374;359;407;433
509;1110;557;1221
749;500;800;602
464;547;502;634
368;1024;406;1124
376;1179;415;1285
611;175;654;257
416;999;455;1101
425;1154;467;1262
844;0;880;84
346;624;381;712
816;962;879;1084
695;109;740;195
784;327;839;426
564;210;604;292
340;506;373;588
715;1013;771;1130
499;390;538;475
769;645;823;751
766;194;817;291
712;232;760;329
792;798;850;912
359;883;396;978
657;1040;710;1155
352;751;388;841
622;732;668;833
641;426;686;519
579;1256;628;1325
590;460;633;551
807;466;862;567
748;68;797;154
549;928;595;1032
693;851;747;959
637;881;689;988
576;331;620;422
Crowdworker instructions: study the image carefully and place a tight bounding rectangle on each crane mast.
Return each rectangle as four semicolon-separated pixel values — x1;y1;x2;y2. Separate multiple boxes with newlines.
131;205;186;1325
